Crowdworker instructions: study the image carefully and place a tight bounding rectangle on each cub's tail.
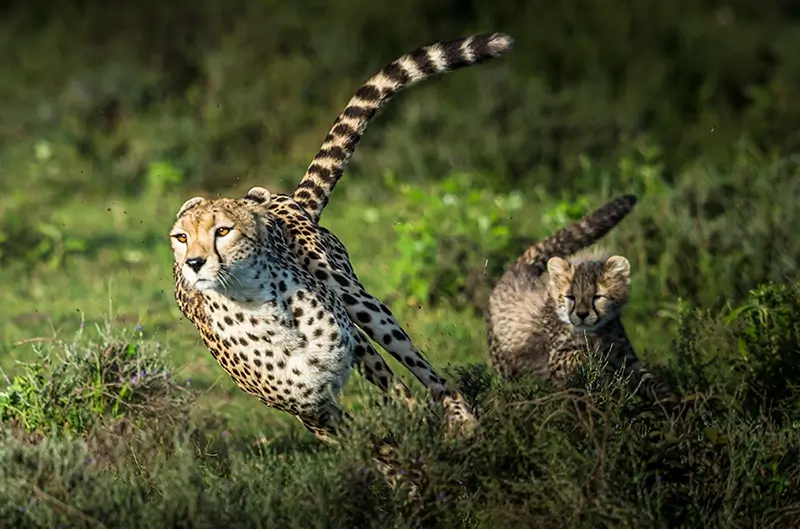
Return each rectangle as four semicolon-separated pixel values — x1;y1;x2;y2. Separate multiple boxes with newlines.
513;194;639;276
292;33;514;223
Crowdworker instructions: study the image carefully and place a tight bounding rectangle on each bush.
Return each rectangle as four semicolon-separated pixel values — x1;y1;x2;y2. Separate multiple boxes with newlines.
372;171;531;310
0;286;798;527
0;323;194;441
665;282;800;422
2;344;800;527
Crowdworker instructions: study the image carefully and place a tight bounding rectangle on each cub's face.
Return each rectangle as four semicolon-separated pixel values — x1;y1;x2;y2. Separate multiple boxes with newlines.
546;255;631;333
169;196;261;294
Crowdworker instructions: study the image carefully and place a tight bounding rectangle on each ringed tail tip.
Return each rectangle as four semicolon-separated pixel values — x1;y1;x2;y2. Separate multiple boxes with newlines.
487;33;515;55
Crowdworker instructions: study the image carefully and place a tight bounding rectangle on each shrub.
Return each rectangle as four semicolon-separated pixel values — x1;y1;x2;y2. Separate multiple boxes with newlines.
665;282;800;423
2;353;800;527
0;323;194;440
373;170;530;310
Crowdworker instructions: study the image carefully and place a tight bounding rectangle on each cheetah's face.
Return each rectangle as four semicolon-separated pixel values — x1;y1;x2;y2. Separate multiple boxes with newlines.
170;197;262;294
546;255;630;333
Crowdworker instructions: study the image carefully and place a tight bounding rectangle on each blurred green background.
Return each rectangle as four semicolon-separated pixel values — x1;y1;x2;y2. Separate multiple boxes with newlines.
1;0;799;435
3;3;800;526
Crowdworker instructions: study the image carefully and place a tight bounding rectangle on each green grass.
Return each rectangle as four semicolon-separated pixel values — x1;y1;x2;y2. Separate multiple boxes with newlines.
0;185;491;429
2;173;800;527
2;299;800;527
3;2;800;526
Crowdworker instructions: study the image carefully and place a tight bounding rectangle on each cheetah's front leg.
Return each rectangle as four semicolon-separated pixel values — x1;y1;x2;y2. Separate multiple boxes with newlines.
292;399;351;445
604;341;677;405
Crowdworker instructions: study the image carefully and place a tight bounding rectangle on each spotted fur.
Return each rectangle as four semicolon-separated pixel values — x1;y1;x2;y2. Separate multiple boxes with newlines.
486;195;677;403
292;32;514;223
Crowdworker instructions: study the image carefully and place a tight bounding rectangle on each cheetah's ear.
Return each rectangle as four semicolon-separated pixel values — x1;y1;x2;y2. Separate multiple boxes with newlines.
547;257;572;281
244;186;272;205
603;255;631;285
176;197;206;219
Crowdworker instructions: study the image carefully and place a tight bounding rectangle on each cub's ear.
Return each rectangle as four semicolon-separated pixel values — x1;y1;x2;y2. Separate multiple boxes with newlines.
244;187;272;205
603;255;631;285
176;197;206;218
547;257;572;282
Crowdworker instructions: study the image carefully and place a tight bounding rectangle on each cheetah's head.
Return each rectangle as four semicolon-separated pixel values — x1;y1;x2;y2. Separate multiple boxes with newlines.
546;255;631;333
169;187;273;294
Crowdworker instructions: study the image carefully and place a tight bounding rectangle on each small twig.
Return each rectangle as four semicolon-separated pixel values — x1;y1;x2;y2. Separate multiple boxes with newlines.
508;387;588;408
11;337;57;347
18;480;108;528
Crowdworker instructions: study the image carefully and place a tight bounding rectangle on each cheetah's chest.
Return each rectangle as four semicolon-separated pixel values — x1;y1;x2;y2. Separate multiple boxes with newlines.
199;289;357;409
546;321;620;370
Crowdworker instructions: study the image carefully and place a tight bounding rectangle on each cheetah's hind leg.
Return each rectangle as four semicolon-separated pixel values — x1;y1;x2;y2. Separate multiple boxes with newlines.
308;228;479;437
333;283;478;435
343;282;477;438
351;327;417;413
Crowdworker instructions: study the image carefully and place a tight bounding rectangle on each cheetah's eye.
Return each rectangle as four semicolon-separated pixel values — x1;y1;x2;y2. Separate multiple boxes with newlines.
564;295;575;302
172;233;187;244
215;227;232;237
593;295;606;301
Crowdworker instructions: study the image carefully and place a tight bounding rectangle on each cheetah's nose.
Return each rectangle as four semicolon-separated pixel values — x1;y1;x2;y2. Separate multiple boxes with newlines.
575;311;589;320
185;257;206;273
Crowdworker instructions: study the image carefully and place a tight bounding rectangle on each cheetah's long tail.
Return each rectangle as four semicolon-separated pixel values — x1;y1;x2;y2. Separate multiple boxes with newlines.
292;33;514;224
512;194;639;277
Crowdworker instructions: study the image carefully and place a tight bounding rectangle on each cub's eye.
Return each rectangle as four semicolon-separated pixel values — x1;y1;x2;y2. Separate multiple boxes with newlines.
172;233;187;244
215;227;232;237
564;295;575;302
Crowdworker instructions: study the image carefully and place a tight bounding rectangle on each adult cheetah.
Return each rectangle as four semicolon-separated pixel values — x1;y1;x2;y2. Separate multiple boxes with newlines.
170;34;514;453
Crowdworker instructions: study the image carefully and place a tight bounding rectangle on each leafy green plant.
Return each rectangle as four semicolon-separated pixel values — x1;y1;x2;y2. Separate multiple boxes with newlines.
374;170;524;307
0;323;193;437
0;206;87;269
145;160;185;197
370;170;640;311
725;282;800;416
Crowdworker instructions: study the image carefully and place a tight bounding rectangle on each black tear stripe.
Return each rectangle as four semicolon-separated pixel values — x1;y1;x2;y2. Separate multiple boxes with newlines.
244;193;267;204
291;32;514;224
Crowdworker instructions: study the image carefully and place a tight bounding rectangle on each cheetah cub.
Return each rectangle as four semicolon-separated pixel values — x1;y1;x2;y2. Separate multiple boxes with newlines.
487;195;676;403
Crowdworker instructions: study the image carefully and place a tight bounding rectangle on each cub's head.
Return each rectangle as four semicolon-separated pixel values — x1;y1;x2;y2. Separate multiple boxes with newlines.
546;255;631;333
169;187;273;294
